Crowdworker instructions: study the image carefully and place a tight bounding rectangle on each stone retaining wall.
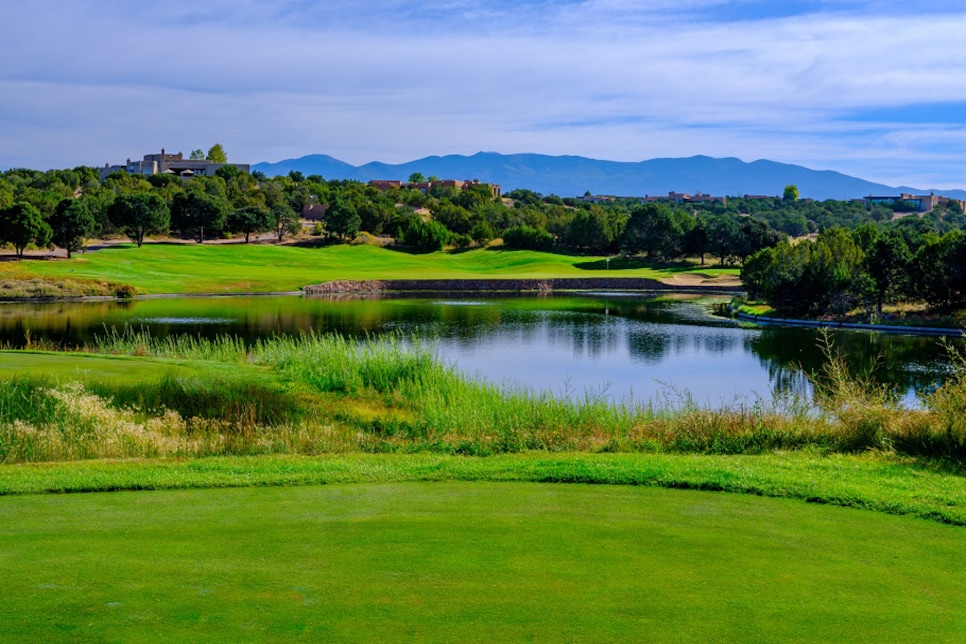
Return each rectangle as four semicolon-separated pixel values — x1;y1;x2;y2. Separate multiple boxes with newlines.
304;278;739;295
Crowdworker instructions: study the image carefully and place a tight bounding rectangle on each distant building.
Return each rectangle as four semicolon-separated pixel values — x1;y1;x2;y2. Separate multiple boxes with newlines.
368;178;501;199
864;193;965;213
98;149;250;181
368;180;403;191
641;191;727;205
302;204;329;222
575;194;617;204
576;192;729;205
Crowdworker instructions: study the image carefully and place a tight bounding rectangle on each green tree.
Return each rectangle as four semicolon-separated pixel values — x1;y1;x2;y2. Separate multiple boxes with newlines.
913;232;961;307
566;209;613;253
226;205;273;243
808;228;865;315
735;217;783;262
431;201;475;235
171;191;230;243
189;149;205;160
270;204;301;242
0;202;52;257
50;198;100;258
206;144;228;164
215;165;243;181
469;221;494;247
783;184;799;202
622;203;687;260
324;198;361;242
454;183;495;210
684;217;709;264
107;192;170;247
864;230;912;316
408;172;426;184
502;225;554;251
706;216;741;265
402;218;450;251
356;199;394;236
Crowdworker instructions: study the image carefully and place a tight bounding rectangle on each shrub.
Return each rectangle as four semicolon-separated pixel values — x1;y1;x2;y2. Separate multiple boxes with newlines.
113;283;137;299
501;225;554;250
402;218;450;251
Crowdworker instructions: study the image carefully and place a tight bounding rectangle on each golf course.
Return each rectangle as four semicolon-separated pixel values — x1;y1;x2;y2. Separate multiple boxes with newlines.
0;242;739;296
1;244;964;641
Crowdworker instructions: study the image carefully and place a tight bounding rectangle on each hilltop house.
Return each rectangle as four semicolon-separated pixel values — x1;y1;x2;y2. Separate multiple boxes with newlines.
368;178;501;199
577;192;727;204
98;149;250;181
645;192;727;205
865;193;966;213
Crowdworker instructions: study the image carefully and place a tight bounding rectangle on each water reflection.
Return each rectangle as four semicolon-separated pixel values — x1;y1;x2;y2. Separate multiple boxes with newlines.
0;293;957;406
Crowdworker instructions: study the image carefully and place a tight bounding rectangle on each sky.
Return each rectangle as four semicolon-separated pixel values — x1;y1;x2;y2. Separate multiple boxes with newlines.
2;0;966;189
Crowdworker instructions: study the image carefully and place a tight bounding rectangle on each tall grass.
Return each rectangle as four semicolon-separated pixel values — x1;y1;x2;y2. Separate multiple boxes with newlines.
0;370;355;464
96;326;250;362
3;328;963;464
894;339;966;461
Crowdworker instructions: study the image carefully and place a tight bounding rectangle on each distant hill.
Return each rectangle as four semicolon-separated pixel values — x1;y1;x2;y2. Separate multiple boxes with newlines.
253;152;966;202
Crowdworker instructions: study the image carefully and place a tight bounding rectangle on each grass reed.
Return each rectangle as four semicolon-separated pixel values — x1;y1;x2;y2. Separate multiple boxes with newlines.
0;328;962;465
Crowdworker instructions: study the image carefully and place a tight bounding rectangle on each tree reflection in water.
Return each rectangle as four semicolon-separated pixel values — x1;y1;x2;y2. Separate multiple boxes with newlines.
0;293;956;406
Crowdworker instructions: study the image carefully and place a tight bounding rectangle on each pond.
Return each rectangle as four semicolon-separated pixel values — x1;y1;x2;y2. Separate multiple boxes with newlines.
0;293;956;407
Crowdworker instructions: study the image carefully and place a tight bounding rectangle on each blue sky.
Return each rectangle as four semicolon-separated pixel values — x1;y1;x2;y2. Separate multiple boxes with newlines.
2;0;965;189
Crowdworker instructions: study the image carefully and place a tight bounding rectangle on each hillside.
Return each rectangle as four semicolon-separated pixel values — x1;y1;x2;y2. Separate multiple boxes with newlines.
253;152;966;202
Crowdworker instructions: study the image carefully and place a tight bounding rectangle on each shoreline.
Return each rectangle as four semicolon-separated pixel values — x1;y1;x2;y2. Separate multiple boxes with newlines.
0;278;744;304
736;311;965;337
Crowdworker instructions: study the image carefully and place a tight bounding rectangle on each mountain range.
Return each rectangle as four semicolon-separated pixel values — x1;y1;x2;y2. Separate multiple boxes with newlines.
252;152;966;202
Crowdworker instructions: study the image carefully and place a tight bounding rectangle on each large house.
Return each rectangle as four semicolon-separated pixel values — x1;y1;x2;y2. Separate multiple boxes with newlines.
98;149;250;181
576;191;727;205
865;193;966;213
368;178;501;199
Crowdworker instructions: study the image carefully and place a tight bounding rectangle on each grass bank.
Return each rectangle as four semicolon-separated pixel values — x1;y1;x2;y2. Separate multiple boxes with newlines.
4;330;966;463
2;481;963;642
2;452;964;525
1;329;964;499
3;335;965;640
8;243;738;295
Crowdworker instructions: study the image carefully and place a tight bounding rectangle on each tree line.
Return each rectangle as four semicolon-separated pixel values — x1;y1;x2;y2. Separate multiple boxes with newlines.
5;162;966;314
742;219;966;318
0;164;793;260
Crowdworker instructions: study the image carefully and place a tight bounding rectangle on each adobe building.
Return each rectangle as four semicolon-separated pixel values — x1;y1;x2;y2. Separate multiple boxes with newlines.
99;149;250;181
368;178;501;199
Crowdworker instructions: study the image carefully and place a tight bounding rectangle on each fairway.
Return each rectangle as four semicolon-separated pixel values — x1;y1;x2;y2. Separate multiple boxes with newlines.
1;482;963;642
12;243;737;295
0;351;197;382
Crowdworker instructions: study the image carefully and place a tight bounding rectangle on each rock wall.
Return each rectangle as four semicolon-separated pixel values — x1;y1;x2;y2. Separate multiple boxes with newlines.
304;278;736;295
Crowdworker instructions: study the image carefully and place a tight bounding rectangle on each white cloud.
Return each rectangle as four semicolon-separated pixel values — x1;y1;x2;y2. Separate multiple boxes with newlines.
1;1;965;187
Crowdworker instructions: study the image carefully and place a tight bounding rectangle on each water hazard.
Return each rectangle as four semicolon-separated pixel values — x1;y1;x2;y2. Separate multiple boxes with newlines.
0;293;955;406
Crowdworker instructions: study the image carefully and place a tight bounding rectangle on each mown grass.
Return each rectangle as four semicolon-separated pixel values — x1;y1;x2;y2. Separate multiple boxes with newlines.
2;333;964;640
1;452;964;525
17;243;737;295
1;481;963;642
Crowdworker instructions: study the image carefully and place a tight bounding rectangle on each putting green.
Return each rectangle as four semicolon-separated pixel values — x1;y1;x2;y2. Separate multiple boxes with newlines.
1;482;962;641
